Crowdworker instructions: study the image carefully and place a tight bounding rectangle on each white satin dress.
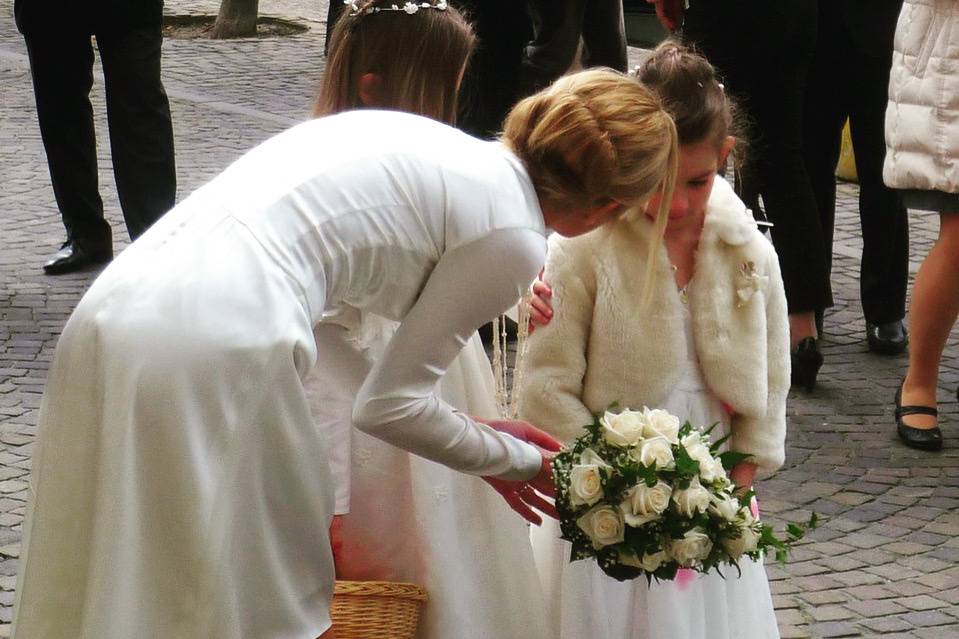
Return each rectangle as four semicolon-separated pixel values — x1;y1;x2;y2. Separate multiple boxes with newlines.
307;312;550;639
530;308;780;639
13;111;548;639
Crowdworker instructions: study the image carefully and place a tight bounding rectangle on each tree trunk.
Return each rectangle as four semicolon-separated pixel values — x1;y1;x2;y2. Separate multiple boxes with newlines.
210;0;259;39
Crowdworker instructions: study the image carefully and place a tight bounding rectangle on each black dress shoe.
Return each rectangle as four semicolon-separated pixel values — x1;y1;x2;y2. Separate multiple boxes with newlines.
895;384;942;451
791;336;823;392
867;320;908;355
43;240;113;275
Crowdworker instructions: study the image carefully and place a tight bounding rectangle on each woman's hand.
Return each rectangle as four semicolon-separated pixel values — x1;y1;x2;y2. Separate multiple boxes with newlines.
729;461;758;496
645;0;685;32
528;278;554;333
479;418;562;525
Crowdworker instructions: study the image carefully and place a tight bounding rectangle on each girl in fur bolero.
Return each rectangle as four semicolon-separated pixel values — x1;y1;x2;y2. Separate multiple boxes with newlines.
516;42;789;638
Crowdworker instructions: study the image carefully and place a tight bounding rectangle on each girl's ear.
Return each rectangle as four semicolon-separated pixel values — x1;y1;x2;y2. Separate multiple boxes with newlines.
358;73;383;107
719;135;735;167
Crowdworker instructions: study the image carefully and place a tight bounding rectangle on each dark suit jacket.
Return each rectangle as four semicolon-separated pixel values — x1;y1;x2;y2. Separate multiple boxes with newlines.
14;0;164;35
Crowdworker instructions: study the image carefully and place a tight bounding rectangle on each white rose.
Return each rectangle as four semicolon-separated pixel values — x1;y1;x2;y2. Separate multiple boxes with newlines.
620;480;672;526
600;409;646;447
641;408;681;444
672;476;712;517
580;448;612;469
568;449;613;506
681;431;714;467
669;528;714;566
569;465;604;507
722;513;761;559
699;456;728;483
620;548;668;572
577;504;625;549
709;495;742;522
637;436;675;469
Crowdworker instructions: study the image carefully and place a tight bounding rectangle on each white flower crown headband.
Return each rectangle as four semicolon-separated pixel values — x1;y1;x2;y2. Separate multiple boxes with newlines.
345;0;449;17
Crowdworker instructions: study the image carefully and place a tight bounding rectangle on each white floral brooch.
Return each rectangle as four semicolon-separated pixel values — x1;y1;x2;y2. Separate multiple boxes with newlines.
736;260;768;307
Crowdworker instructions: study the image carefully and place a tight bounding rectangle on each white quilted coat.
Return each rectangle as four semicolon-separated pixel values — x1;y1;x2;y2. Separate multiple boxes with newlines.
883;0;959;194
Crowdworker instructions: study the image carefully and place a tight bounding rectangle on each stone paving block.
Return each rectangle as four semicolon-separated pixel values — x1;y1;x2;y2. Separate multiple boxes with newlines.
809;605;856;622
775;595;803;610
800;590;851;606
806;621;862;637
858;615;918;634
844;598;909;618
897;595;947;612
867;564;923;580
899;610;956;627
883;542;934;556
845;584;897;600
779;625;811;639
818;556;868;572
898;555;954;573
915;627;959;639
778;608;810;626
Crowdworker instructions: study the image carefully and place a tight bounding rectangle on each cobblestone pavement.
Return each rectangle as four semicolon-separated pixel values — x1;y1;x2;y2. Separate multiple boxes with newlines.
1;2;958;637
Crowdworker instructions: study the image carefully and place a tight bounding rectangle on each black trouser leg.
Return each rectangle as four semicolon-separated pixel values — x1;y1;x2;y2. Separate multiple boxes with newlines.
685;0;828;315
454;0;531;139
520;0;586;95
849;50;908;324
97;25;176;240
581;0;627;72
802;2;847;311
23;32;112;248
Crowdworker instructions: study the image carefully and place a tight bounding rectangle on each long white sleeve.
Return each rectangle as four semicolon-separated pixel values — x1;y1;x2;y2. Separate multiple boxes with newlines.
352;228;546;481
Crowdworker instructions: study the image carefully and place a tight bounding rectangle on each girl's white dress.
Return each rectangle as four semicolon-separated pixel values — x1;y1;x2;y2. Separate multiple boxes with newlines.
307;315;550;639
13;111;549;639
530;308;780;639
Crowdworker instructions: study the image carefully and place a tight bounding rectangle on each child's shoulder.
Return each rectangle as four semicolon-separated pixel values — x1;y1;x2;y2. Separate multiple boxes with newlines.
704;177;775;257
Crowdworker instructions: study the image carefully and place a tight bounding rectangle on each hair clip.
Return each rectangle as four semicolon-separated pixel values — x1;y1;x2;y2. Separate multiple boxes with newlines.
345;0;448;17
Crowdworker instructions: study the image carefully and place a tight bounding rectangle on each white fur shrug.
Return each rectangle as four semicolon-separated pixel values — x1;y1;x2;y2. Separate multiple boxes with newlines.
516;177;789;473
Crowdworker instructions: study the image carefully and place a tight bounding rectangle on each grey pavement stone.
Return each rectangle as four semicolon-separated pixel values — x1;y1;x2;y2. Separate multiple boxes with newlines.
1;0;957;636
806;621;861;637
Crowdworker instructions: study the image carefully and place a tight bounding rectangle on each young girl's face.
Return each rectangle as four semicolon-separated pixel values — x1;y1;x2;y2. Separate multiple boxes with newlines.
645;137;732;229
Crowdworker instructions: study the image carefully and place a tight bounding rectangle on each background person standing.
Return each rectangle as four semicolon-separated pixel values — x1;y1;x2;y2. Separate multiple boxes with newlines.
15;0;177;275
802;0;909;355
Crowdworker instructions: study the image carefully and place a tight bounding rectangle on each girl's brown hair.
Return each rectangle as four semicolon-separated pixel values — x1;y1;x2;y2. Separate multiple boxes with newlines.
313;0;475;124
636;40;740;149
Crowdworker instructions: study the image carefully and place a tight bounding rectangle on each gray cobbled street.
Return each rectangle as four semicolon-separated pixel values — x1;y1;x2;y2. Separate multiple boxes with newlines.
1;1;958;636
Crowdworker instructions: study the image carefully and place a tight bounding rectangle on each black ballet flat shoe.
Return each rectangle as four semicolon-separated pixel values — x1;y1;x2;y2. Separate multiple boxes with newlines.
895;384;943;451
867;320;909;355
790;336;823;392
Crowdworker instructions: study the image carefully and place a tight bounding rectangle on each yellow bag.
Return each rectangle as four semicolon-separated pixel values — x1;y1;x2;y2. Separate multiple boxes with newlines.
835;119;858;183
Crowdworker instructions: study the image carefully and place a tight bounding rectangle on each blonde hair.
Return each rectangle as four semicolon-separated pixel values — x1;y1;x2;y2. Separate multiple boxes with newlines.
502;68;679;303
313;0;475;124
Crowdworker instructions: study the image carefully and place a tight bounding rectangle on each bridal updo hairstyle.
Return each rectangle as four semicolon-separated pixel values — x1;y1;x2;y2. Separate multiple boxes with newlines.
314;0;475;124
502;67;679;241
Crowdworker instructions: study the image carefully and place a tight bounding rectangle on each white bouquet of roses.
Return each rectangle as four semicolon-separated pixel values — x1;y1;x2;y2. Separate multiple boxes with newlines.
552;407;816;582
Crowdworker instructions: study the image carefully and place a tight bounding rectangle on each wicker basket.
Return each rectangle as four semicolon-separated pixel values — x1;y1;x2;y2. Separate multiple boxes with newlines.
330;580;428;639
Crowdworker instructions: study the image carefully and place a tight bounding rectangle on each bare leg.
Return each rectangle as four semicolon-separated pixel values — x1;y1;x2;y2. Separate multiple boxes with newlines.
900;212;959;429
789;310;818;347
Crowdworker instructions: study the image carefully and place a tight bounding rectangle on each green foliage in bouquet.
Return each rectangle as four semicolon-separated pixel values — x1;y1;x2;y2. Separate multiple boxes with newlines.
552;408;818;583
